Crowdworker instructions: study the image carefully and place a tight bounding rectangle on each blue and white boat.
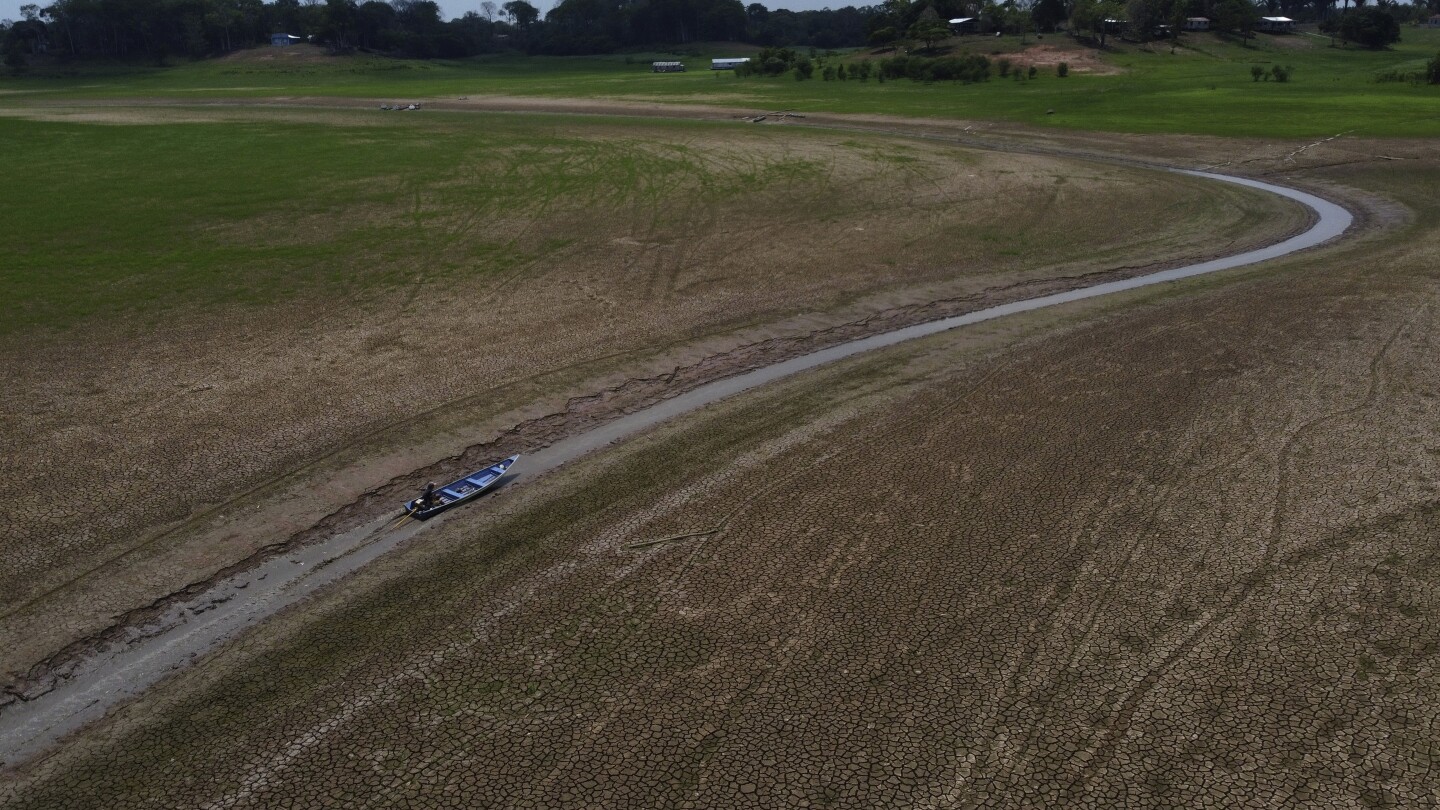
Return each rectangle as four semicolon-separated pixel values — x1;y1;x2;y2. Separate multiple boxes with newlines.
404;454;519;519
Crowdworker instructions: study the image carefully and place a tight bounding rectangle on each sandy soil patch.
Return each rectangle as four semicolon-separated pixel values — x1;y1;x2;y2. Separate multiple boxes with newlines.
1001;42;1126;75
0;106;228;125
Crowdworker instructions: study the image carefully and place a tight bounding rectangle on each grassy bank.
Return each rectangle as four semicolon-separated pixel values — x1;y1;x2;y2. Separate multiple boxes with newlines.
2;104;1294;336
0;111;826;333
3;28;1438;137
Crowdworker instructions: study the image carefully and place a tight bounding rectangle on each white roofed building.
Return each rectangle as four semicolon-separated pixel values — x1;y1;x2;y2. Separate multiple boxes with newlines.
1258;16;1295;32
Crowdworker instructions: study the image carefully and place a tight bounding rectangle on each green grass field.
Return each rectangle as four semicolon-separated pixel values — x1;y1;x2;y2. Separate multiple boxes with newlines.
18;107;1257;337
6;26;1430;331
0;111;855;333
3;27;1438;137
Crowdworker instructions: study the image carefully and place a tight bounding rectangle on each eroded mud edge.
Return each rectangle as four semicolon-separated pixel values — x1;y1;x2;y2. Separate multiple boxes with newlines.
1;253;1257;706
0;149;1368;769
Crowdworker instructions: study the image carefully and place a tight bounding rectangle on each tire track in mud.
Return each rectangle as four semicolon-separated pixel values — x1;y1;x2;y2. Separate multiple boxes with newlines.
1057;296;1428;803
0;156;1354;769
0;268;1178;707
198;405;862;807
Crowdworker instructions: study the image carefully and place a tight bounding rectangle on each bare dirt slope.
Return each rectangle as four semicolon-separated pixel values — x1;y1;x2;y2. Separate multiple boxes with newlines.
0;106;1298;698
2;144;1435;806
1001;43;1125;75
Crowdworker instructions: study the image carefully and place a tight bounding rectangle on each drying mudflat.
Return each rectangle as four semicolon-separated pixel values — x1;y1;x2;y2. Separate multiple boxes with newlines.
1;107;1437;806
0;103;1302;700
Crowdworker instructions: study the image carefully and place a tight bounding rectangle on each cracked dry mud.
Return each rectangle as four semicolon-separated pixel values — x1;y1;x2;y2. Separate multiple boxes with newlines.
0;106;1303;701
1;141;1437;806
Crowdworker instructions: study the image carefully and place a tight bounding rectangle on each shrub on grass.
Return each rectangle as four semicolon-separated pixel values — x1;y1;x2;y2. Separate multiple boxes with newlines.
1428;52;1440;85
1056;61;1069;77
998;58;1012;77
880;53;991;83
1250;64;1265;82
1028;65;1038;78
1374;66;1423;84
736;47;810;78
1271;64;1291;83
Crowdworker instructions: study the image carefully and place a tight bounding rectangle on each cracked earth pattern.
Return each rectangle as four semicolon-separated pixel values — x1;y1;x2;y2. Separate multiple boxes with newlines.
2;157;1437;807
0;110;1296;696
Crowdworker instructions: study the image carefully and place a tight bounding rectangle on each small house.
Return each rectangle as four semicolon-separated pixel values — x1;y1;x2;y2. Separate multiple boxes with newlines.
1102;17;1126;34
1428;14;1440;27
652;61;686;72
1258;16;1295;32
1184;17;1209;31
711;58;750;70
270;33;303;46
947;17;977;34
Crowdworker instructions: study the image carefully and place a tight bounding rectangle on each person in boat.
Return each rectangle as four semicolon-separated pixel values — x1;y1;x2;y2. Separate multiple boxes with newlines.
413;481;438;512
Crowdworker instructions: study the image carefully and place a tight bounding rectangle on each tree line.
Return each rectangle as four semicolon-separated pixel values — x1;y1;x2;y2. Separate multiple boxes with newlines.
868;0;1433;48
4;0;1435;69
0;0;875;63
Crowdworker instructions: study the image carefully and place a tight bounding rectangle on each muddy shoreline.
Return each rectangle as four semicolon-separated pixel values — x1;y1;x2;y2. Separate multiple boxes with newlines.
0;162;1353;769
3;250;1282;709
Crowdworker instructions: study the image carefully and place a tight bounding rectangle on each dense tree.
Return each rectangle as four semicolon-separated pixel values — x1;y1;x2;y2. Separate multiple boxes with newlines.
0;0;874;64
1126;0;1185;39
3;21;31;71
1031;0;1067;30
866;0;914;42
1211;0;1261;37
4;6;48;56
502;0;537;28
1071;0;1125;44
998;0;1034;41
320;0;358;50
1335;6;1400;47
907;5;949;50
747;6;868;47
354;1;396;49
879;51;990;81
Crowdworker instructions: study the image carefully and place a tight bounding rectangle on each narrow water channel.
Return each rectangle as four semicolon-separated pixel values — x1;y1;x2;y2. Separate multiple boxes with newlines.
0;169;1353;769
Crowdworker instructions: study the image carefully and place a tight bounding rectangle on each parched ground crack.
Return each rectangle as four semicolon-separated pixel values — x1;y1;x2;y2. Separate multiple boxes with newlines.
0;235;1329;712
1058;296;1428;802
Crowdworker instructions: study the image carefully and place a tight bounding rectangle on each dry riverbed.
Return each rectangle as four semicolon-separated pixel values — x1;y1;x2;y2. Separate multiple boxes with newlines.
0;103;1300;704
2;108;1434;806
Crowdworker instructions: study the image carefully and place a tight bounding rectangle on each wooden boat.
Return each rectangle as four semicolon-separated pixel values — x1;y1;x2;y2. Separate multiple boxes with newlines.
403;454;519;519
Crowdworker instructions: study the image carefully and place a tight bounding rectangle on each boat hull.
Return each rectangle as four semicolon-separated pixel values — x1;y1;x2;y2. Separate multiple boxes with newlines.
404;454;519;519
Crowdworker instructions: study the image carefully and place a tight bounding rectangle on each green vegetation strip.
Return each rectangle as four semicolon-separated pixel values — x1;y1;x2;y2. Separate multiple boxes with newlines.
0;112;822;334
3;29;1439;137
